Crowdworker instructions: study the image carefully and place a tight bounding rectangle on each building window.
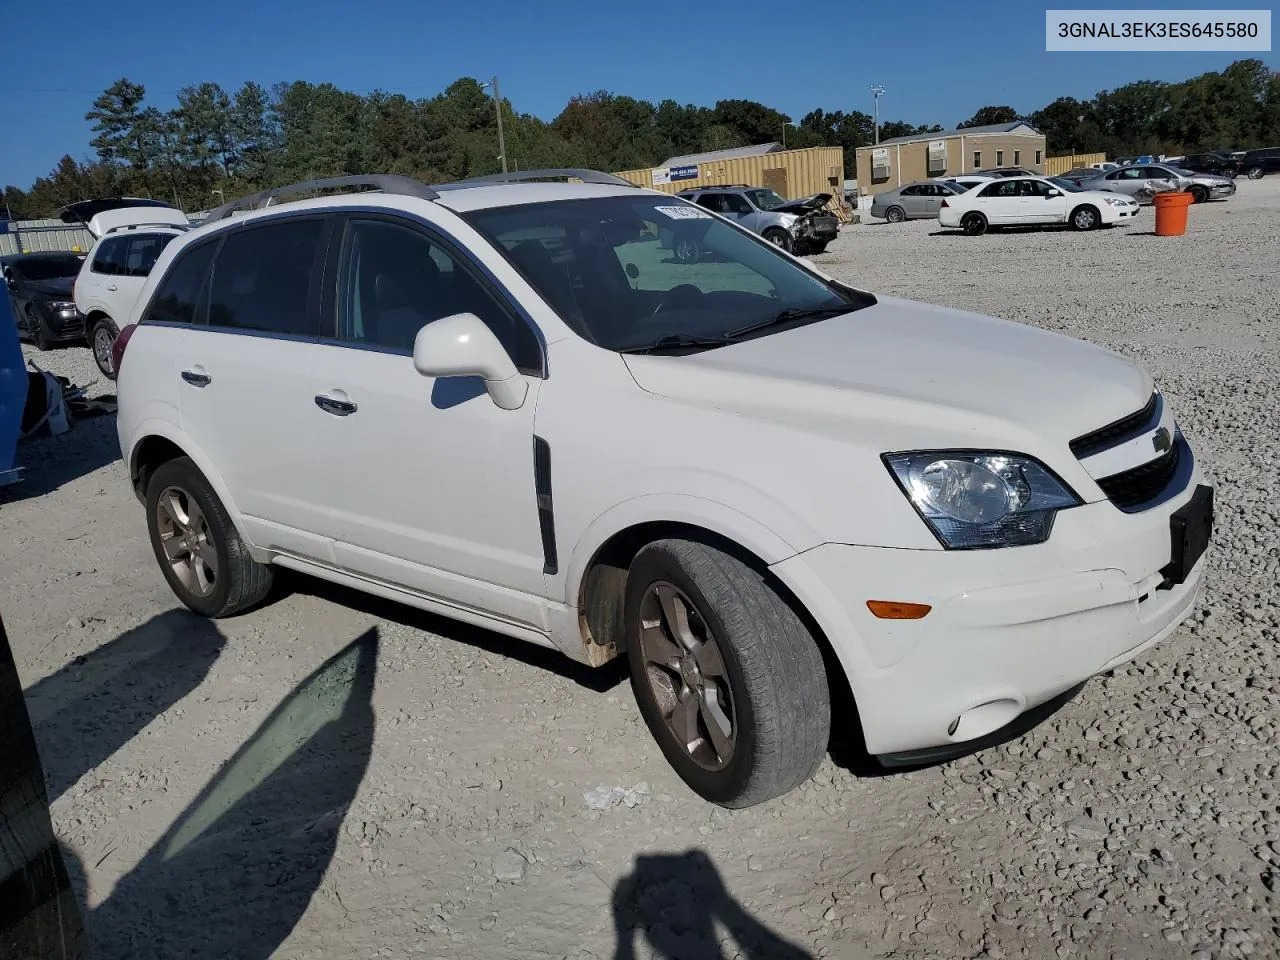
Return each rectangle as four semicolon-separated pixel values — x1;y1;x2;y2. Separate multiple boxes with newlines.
973;151;981;168
996;150;1004;166
1013;150;1021;165
1035;149;1043;164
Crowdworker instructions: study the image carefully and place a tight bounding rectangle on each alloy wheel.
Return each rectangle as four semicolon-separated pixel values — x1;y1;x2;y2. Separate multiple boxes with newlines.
93;325;115;374
637;581;737;771
1074;208;1097;229
155;485;218;598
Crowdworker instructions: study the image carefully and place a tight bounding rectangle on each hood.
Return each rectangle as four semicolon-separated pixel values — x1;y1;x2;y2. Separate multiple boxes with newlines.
772;193;832;215
29;277;76;299
622;296;1152;455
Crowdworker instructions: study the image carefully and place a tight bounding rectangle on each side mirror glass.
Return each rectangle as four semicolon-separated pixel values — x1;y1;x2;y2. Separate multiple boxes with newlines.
1047;189;1061;197
412;312;527;411
625;263;639;280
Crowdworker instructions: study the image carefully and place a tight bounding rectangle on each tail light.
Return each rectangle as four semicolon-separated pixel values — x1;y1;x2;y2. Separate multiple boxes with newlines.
110;323;137;377
941;199;949;208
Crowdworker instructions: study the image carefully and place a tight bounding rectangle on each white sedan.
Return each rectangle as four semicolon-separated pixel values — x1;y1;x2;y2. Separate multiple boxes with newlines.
939;176;1139;235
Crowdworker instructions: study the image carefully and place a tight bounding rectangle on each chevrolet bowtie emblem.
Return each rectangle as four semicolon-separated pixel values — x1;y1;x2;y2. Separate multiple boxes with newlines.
1152;426;1172;453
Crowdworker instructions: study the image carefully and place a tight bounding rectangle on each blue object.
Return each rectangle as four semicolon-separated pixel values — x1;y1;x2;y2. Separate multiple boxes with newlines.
669;165;698;181
0;288;27;485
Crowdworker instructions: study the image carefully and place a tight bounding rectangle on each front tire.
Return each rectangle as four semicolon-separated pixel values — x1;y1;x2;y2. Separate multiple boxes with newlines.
145;457;273;618
625;539;830;808
885;206;906;224
961;212;988;236
31;310;53;351
762;228;792;253
90;316;120;379
1070;204;1100;230
1189;185;1208;204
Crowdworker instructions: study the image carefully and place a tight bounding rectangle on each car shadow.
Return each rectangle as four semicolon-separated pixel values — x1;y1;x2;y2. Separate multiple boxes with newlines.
612;848;813;959
284;572;627;693
22;609;227;803
1;411;122;503
89;628;380;960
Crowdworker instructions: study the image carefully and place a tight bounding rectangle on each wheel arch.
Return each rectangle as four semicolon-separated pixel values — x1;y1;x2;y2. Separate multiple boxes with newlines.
127;423;260;558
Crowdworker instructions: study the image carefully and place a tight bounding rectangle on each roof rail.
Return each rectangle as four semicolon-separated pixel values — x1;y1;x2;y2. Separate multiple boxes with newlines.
204;175;440;223
104;222;190;235
435;168;638;190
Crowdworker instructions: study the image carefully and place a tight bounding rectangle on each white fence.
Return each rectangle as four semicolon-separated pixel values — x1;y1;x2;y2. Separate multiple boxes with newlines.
0;220;95;257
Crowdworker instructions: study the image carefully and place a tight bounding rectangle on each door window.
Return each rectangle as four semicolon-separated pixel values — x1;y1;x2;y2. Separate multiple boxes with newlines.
721;194;753;214
207;219;323;337
123;233;177;277
900;185;923;196
694;194;724;213
91;237;127;275
336;218;541;371
980;180;1019;198
142;241;217;326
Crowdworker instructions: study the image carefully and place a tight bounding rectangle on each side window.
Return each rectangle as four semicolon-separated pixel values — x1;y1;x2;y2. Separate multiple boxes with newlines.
207;219;323;336
980;181;1016;198
142;241;217;326
123;233;176;278
91;237;125;275
694;194;722;213
900;185;922;197
337;218;541;372
722;194;752;214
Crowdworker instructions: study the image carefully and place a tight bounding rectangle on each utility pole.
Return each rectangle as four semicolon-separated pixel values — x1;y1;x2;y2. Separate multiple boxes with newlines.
781;117;791;149
870;85;886;146
483;76;509;175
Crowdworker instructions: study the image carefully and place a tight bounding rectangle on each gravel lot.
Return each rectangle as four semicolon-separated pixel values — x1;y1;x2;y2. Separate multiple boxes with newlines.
4;180;1279;960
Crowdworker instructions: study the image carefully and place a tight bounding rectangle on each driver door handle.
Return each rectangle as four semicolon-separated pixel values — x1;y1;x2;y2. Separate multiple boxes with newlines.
315;393;357;416
181;368;211;387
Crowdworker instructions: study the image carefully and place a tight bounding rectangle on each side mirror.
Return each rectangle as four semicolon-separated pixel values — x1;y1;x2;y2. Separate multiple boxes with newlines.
625;263;639;280
1047;189;1061;197
412;312;527;411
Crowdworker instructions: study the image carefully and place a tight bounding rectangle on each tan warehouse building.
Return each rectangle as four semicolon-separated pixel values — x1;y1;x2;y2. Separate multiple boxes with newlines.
616;143;845;202
855;122;1047;196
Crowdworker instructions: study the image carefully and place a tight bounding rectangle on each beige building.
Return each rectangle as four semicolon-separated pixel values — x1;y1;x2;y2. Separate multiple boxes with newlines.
616;143;845;202
855;122;1047;196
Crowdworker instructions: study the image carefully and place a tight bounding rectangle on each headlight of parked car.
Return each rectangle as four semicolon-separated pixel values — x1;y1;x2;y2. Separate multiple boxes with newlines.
1103;197;1130;207
883;452;1080;549
45;300;77;314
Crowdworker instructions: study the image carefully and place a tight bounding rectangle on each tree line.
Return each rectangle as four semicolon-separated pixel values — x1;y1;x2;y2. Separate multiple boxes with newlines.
3;59;1277;219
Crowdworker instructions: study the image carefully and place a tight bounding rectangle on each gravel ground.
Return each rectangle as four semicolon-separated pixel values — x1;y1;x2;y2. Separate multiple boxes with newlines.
3;180;1280;960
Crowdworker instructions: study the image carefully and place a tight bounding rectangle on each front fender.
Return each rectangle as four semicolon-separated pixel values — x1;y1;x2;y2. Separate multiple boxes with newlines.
561;490;812;607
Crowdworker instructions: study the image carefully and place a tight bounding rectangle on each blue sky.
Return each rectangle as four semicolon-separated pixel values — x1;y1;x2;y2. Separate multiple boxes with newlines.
1;0;1275;188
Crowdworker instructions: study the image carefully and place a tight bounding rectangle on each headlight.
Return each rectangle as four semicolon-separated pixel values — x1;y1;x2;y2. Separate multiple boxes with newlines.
1104;197;1128;207
47;300;77;313
883;452;1080;549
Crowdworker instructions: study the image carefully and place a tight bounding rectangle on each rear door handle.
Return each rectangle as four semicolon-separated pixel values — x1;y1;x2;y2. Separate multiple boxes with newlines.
315;394;357;416
106;284;118;292
181;368;211;387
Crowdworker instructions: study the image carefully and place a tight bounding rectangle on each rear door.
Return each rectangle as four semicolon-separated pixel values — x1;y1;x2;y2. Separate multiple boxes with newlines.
975;179;1021;223
77;237;127;319
174;215;334;560
918;184;948;218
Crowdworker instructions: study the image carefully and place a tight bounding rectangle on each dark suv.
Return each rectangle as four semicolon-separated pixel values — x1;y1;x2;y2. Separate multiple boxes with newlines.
1240;148;1280;179
2;252;87;350
1179;153;1240;178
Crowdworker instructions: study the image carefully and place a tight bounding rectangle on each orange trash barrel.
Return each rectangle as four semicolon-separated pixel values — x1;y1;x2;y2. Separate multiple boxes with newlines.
1153;191;1193;236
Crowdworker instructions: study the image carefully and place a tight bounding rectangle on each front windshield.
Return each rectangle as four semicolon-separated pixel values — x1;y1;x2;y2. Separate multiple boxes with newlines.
1050;177;1085;192
12;256;83;281
464;195;868;352
744;188;786;211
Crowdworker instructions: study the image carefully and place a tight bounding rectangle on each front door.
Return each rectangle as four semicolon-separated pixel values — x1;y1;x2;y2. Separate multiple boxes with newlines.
307;215;549;628
1017;179;1069;222
172;216;333;561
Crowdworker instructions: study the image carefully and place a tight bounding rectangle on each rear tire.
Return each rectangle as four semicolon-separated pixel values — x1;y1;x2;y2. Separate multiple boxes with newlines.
145;457;273;618
625;539;830;808
90;316;120;379
762;228;792;253
1247;166;1264;180
1070;204;1100;230
885;206;906;224
961;212;988;236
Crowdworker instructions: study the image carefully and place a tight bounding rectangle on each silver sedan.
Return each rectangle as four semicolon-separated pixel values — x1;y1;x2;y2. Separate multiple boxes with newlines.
870;181;964;222
1073;163;1236;204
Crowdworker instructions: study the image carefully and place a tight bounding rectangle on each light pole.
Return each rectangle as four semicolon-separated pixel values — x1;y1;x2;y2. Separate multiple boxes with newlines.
210;188;225;204
781;117;792;149
480;77;508;175
870;85;886;145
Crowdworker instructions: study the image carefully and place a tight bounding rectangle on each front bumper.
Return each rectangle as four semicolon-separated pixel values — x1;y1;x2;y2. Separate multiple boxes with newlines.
771;472;1207;756
1208;182;1236;197
37;305;87;342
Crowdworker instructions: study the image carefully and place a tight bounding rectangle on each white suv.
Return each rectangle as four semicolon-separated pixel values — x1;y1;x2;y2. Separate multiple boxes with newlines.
74;207;188;377
113;171;1212;807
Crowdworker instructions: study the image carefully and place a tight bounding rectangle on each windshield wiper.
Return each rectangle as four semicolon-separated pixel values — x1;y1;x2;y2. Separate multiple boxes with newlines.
618;333;733;355
725;305;852;340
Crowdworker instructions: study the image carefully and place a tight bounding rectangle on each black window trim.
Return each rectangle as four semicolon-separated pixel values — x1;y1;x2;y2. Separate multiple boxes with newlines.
320;208;548;379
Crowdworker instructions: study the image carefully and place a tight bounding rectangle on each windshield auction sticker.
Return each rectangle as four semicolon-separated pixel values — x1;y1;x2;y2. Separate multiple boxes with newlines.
655;206;712;219
1046;9;1271;50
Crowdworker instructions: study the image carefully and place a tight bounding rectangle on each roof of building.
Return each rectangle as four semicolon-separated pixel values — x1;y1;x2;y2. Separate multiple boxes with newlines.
866;122;1042;149
660;142;783;168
